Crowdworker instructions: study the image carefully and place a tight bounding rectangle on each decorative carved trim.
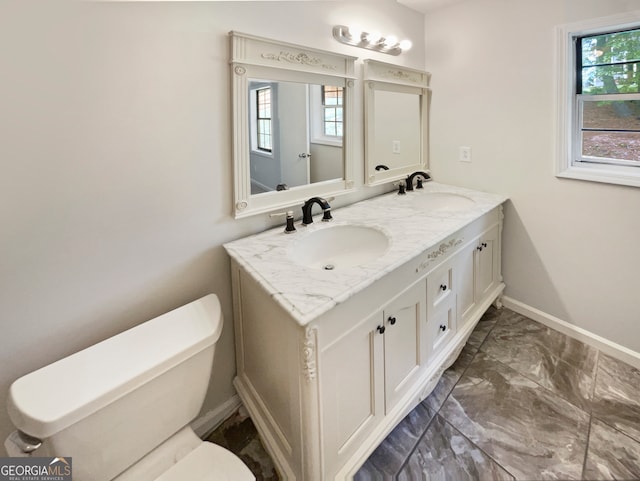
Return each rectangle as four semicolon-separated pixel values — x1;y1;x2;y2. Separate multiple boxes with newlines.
236;200;248;211
387;69;411;81
302;327;318;382
416;238;463;272
261;51;336;70
347;79;355;88
234;66;246;76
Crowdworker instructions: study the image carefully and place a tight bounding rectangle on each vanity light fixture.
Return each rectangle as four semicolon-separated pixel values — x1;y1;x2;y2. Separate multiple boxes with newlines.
332;25;412;56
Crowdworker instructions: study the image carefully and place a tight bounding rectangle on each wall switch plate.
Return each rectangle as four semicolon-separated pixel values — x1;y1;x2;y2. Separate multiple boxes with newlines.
459;146;472;162
392;140;401;154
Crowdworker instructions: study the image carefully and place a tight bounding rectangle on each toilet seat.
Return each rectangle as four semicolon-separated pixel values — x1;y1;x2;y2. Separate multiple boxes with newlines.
154;442;255;481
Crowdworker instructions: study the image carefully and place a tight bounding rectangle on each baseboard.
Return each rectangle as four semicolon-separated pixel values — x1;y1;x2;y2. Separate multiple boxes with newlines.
191;394;242;439
502;296;640;370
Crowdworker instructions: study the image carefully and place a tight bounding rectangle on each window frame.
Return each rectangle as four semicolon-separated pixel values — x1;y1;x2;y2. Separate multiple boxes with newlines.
255;86;273;153
555;11;640;188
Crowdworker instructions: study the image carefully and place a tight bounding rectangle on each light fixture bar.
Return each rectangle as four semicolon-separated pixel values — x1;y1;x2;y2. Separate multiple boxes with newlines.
332;25;411;56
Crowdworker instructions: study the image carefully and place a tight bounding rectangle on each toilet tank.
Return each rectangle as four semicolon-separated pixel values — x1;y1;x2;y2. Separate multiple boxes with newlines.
7;294;223;481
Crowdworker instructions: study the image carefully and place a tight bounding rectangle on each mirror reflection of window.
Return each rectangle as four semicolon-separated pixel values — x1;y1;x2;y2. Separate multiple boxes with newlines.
322;86;343;137
256;87;272;152
310;85;344;147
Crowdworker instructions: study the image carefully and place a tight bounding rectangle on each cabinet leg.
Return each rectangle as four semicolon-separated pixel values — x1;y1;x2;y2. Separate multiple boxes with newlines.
492;296;503;310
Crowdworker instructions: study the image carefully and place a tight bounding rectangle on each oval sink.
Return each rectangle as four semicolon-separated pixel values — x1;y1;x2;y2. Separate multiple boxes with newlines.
288;225;389;270
410;192;475;212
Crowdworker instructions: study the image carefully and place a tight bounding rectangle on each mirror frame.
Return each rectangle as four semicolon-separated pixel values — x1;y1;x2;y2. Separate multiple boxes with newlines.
363;59;431;186
230;31;357;218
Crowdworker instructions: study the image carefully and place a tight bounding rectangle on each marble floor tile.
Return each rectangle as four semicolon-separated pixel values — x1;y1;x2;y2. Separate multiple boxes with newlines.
423;342;477;413
397;414;515;481
480;311;597;411
591;353;640;444
583;418;640;480
354;402;437;479
205;406;279;481
466;305;501;349
439;352;590;480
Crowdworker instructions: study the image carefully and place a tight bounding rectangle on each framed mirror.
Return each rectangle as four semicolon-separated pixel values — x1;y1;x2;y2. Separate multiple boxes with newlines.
363;60;431;186
230;32;357;218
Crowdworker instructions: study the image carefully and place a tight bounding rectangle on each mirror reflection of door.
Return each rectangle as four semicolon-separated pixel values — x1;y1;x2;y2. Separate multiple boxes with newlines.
278;82;310;190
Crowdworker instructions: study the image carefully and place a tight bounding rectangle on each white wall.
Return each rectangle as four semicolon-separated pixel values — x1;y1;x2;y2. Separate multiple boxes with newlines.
0;0;424;451
425;0;640;352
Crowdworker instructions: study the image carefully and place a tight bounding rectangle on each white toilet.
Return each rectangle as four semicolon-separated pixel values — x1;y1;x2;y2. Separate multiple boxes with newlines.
5;294;255;481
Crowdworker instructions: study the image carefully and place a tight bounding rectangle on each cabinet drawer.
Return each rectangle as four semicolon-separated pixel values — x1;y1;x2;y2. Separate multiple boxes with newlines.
426;262;454;315
428;298;457;356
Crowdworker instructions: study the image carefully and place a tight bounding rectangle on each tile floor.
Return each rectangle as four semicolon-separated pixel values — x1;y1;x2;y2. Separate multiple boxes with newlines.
207;307;640;480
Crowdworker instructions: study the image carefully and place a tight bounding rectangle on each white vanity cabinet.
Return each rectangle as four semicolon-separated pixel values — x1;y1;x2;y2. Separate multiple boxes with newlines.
319;281;426;475
456;223;501;332
228;203;505;481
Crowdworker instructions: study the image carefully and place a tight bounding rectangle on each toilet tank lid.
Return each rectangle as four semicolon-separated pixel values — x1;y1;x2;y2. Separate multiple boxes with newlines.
7;294;223;439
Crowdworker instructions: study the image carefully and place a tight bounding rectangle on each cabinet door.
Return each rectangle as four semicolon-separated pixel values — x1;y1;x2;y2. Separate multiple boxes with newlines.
476;224;500;301
456;241;477;330
320;310;384;468
383;281;426;413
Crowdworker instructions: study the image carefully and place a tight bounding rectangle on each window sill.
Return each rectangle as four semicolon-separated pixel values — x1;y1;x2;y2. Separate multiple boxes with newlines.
310;138;342;148
556;164;640;188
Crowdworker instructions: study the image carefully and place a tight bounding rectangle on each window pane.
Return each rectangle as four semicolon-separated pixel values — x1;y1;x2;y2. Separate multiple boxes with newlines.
580;28;640;95
582;131;640;161
324;123;337;136
256;87;272;151
583;100;640;129
582;64;640;94
322;86;343;106
582;29;640;66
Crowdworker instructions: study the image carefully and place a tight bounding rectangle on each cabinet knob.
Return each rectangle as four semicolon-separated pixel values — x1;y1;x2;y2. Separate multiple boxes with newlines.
377;325;386;335
439;325;446;332
482;242;488;248
477;245;483;251
440;284;447;291
388;316;397;326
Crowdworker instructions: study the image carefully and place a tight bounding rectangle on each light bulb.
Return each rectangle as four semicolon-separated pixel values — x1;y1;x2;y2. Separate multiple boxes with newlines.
348;26;363;41
399;39;413;51
365;31;382;44
384;35;398;47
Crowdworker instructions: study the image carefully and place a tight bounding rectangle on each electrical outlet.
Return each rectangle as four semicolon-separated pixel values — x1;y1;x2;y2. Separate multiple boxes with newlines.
392;140;401;154
459;146;472;162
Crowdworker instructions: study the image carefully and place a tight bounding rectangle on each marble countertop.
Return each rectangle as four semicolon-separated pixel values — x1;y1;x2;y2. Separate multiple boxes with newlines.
224;182;508;326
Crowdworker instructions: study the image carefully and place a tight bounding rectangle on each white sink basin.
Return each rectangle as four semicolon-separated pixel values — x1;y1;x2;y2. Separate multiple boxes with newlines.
410;192;475;212
288;225;389;270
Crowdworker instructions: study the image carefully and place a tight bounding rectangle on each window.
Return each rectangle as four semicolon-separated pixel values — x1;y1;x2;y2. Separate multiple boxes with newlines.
321;86;344;137
556;12;640;187
256;87;272;152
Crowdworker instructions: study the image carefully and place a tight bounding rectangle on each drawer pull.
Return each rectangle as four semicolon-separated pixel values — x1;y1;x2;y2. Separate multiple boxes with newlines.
388;316;397;326
377;325;386;335
477;245;483;251
439;325;447;332
482;242;487;248
440;284;447;291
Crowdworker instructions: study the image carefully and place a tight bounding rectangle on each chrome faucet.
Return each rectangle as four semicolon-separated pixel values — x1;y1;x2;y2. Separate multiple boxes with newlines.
405;171;431;191
301;197;332;225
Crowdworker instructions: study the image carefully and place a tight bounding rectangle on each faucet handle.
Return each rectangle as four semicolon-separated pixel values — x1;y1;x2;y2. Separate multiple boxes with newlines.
269;210;296;234
394;181;406;195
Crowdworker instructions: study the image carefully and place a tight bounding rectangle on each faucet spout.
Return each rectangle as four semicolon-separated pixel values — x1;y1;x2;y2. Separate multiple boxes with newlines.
405;171;431;191
302;197;332;225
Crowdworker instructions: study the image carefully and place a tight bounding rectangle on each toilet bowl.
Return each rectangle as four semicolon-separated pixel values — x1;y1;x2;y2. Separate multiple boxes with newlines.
5;294;254;481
